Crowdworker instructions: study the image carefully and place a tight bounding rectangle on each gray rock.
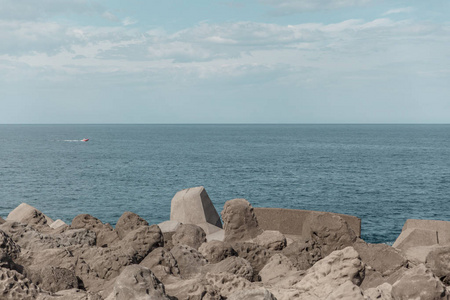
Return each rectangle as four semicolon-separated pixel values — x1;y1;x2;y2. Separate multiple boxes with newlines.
254;230;287;251
119;225;163;263
0;268;41;300
222;198;263;243
426;245;450;285
170;186;222;228
391;264;447;300
302;212;357;257
7;203;54;227
140;247;180;281
202;256;254;281
71;214;119;247
170;244;208;278
228;288;278;300
281;237;321;270
105;265;171;300
172;224;206;250
26;266;79;293
198;240;237;263
232;242;272;281
0;229;21;259
114;211;149;239
0;216;6;224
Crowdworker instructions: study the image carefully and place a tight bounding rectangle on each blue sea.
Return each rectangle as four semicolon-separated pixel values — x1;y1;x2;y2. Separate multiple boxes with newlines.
1;124;449;244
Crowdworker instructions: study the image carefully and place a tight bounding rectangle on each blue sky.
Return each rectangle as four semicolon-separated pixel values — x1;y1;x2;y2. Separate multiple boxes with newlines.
1;0;449;123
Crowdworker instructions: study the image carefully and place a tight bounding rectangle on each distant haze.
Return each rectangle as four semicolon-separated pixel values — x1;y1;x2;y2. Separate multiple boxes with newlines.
1;0;449;124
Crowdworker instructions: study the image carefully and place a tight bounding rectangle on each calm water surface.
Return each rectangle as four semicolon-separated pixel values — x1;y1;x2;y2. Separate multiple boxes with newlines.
1;124;449;244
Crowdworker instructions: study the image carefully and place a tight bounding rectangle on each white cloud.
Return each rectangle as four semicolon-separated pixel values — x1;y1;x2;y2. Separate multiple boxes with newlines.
122;17;138;26
382;7;414;16
260;0;375;14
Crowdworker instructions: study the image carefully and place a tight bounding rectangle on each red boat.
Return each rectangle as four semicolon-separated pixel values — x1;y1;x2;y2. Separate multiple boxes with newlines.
81;138;89;142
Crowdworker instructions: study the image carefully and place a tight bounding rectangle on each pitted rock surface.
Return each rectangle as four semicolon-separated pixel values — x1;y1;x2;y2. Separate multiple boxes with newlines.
172;223;206;250
202;256;254;281
198;240;237;263
140;247;180;281
0;268;41;300
282;237;322;270
71;214;119;247
115;211;149;239
232;242;272;280
170;244;208;278
222;198;263;242
0;229;21;259
26;265;79;293
119;224;163;263
254;230;287;251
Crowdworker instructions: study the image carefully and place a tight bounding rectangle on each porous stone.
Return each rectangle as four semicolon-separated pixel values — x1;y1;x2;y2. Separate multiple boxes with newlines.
170;244;208;278
49;219;67;230
425;245;450;285
170;186;222;228
254;230;287;251
7;203;54;227
140;247;180;281
259;253;299;285
293;246;365;299
0;268;41;300
71;214;119;247
204;272;253;298
119;225;164;263
232;242;273;280
364;283;393;300
202;256;254;281
391;264;447;300
281;237;322;270
0;229;21;259
302;212;357;257
172;224;206;250
326;281;365;300
227;288;278;300
114;211;149;239
105;265;171;300
164;277;220;300
393;228;438;252
222;198;263;243
36;289;103;300
198;240;237;263
26;266;79;293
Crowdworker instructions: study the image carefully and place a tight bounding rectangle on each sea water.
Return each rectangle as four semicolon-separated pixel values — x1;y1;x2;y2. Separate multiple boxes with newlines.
0;124;449;244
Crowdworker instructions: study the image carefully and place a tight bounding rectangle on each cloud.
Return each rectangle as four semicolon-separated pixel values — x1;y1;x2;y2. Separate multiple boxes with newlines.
122;17;138;26
260;0;375;14
102;11;120;22
382;7;414;16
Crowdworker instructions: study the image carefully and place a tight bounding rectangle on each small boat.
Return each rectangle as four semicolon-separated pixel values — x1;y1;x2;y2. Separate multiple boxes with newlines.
81;138;89;142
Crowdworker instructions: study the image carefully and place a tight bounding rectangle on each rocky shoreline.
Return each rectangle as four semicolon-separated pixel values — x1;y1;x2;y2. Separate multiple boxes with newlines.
1;186;450;299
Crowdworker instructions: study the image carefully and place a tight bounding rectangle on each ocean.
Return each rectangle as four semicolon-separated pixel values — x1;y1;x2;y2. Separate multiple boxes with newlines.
1;124;449;244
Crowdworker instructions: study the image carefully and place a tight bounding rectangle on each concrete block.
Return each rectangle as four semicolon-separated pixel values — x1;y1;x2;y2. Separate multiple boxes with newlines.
206;229;225;242
403;219;450;245
393;228;438;251
7;203;54;226
170;186;222;228
253;207;361;238
50;219;67;229
158;220;182;233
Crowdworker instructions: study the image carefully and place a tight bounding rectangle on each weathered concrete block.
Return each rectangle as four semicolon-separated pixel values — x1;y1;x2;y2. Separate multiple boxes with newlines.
170;186;222;228
49;219;67;229
402;219;450;245
393;228;438;252
253;207;361;238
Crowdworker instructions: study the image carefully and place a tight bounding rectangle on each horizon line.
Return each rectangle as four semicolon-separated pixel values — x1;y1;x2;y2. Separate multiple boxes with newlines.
0;123;449;126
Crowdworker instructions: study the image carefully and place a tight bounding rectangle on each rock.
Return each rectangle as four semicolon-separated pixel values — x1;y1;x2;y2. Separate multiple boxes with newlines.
0;268;41;300
254;230;287;251
71;214;119;247
402;219;450;245
281;237;321;270
425;246;450;285
140;247;180;281
391;264;447;300
105;265;171;300
292;247;365;299
198;240;237;263
164;277;221;300
404;245;440;264
170;244;208;278
50;219;67;230
227;288;278;300
58;229;96;247
364;283;393;300
170;186;222;228
196;222;223;236
119;225;163;263
0;216;6;224
232;242;273;280
326;281;365;300
7;203;54;227
0;229;21;259
204;272;253;298
360;267;408;291
114;211;149;239
259;253;302;286
202;256;254;281
353;239;406;276
36;289;103;300
26;266;79;293
172;224;206;250
222;198;263;243
393;228;438;252
302;212;357;257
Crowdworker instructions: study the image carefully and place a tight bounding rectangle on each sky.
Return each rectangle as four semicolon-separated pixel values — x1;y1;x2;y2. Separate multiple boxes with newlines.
1;0;449;124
